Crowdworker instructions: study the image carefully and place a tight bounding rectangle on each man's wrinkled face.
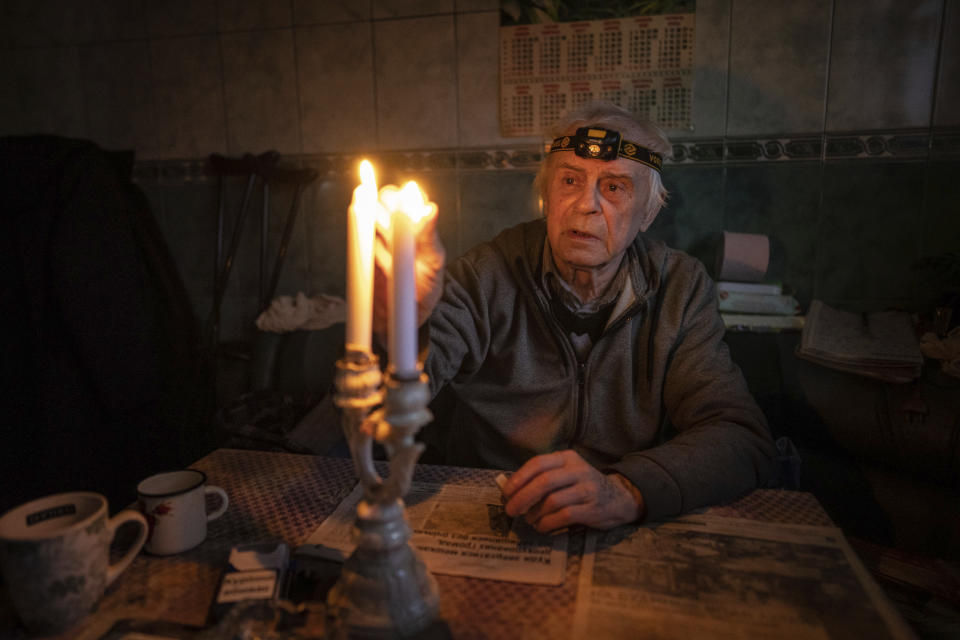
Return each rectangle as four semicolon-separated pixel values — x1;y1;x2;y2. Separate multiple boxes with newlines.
544;153;650;272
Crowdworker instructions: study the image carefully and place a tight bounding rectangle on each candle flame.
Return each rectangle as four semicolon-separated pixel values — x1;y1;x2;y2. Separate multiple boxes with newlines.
371;179;435;232
399;181;431;223
374;185;397;230
359;159;376;190
353;159;390;230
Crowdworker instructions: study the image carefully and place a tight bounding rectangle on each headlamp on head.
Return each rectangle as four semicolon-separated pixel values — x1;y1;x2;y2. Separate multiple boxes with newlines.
576;127;620;160
549;126;663;173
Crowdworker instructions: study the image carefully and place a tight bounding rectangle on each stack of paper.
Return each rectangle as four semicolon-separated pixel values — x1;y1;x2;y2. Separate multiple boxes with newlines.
795;300;923;383
717;281;804;332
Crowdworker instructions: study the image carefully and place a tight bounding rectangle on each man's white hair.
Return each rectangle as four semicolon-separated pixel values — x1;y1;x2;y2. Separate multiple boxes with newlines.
536;102;671;217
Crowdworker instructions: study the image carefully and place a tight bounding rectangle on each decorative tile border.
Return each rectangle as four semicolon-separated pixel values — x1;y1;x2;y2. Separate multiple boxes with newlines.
670;128;960;164
131;127;960;184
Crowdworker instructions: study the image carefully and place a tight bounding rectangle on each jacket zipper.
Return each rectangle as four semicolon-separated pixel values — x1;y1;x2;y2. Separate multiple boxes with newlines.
530;288;583;445
518;257;648;448
569;300;647;447
572;361;588;445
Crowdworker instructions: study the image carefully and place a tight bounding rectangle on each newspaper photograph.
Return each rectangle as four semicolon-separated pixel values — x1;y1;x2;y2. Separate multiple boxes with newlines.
573;514;915;639
301;481;567;585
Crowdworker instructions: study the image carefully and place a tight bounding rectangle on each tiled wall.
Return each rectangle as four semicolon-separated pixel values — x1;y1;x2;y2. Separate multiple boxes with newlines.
2;0;958;343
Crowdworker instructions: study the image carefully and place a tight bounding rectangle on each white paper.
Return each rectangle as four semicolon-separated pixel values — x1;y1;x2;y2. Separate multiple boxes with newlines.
301;481;567;585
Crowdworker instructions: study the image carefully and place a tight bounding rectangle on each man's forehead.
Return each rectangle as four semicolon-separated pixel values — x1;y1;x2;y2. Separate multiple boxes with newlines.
554;156;642;179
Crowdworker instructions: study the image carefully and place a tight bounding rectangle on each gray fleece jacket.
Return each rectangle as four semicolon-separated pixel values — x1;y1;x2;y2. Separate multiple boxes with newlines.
424;219;777;523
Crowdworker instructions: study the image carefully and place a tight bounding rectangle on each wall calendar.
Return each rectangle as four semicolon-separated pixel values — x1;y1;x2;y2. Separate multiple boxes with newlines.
499;13;695;137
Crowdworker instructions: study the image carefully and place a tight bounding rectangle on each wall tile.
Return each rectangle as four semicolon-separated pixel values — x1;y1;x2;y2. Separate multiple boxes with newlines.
1;0;80;47
138;182;166;224
80;42;157;153
220;29;301;155
150;36;227;159
293;0;370;24
296;23;376;154
218;0;291;32
0;46;86;138
684;0;730;139
305;179;351;296
74;0;146;43
373;0;454;20
456;0;498;10
219;294;262;342
152;181;218;321
921;161;960;261
195;174;318;328
215;174;267;302
375;16;458;150
722;164;821;307
458;170;539;258
727;0;830;136
146;0;218;38
457;11;540;148
646;165;724;270
827;0;942;131
933;0;960;127
261;178;314;301
817;162;924;306
1;0;147;46
918;160;960;308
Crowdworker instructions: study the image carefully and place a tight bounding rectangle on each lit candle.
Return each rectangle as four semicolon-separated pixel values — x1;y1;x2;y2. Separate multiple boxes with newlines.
387;181;432;378
345;160;378;354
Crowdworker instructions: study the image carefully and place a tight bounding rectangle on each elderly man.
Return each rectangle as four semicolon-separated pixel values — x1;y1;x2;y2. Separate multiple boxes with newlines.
386;103;776;533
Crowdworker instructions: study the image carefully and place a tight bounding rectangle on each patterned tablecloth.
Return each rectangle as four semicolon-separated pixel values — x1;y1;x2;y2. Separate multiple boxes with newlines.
1;448;832;639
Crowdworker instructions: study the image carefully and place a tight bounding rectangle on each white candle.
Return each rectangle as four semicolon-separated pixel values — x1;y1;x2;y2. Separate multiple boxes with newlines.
388;181;431;378
345;160;377;354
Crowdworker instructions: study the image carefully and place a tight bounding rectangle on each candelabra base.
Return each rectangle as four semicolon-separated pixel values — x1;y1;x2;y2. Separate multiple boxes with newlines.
327;498;439;639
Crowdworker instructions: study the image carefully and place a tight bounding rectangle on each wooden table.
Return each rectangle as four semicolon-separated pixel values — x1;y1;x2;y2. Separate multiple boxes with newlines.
0;448;839;639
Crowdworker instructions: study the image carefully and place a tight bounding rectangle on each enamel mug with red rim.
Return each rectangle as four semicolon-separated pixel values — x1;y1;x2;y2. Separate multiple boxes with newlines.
137;469;228;555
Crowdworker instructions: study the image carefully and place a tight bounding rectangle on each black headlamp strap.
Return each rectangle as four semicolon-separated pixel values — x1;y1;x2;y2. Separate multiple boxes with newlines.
618;141;663;172
549;127;664;173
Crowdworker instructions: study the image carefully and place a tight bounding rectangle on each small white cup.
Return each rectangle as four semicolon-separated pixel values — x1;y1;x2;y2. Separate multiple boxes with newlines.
137;469;228;555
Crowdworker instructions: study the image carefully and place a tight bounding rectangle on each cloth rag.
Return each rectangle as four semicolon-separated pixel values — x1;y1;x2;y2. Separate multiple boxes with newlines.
255;292;345;333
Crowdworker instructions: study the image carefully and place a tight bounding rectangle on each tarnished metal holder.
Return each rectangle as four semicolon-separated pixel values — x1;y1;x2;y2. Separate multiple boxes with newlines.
329;355;439;638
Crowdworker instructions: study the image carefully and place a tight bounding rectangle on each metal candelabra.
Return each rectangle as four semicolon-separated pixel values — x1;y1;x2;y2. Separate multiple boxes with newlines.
328;349;439;638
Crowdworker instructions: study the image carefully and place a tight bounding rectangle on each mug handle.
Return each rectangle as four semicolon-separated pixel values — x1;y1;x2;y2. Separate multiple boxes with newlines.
205;486;229;521
105;509;148;587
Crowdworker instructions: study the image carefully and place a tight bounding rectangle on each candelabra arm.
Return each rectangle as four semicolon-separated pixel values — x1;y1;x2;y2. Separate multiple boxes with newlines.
385;442;424;500
342;407;382;493
334;350;384;492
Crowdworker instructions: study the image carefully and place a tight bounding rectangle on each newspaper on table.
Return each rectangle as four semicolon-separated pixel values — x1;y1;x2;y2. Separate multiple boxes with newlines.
796;300;922;383
300;480;567;585
573;514;916;639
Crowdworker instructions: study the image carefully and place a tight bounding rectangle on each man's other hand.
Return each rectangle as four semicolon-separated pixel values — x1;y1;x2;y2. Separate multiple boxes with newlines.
502;450;645;533
373;208;446;341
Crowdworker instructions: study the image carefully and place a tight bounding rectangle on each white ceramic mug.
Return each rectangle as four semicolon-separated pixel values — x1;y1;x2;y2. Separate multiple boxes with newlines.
137;469;228;555
0;492;148;634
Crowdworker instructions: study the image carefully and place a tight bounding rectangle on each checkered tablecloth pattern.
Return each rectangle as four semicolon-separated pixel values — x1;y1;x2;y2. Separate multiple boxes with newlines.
15;449;830;639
